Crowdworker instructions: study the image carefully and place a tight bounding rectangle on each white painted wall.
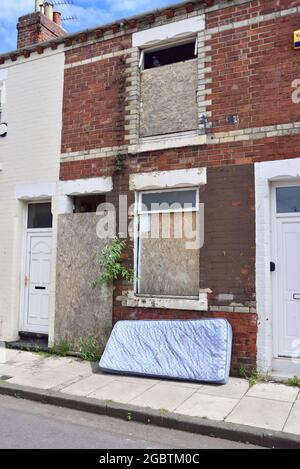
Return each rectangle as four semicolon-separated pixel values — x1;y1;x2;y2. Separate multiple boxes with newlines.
0;50;64;341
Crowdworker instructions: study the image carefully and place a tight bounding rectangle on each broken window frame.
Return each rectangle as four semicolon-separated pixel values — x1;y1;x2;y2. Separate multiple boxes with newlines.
138;187;199;214
138;36;198;71
135;187;200;296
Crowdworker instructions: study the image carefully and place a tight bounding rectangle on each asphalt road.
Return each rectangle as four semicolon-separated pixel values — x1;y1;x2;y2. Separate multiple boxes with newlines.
0;395;260;449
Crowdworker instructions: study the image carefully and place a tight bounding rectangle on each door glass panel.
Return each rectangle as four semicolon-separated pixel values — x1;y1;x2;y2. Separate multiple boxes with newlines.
27;203;52;229
276;187;300;213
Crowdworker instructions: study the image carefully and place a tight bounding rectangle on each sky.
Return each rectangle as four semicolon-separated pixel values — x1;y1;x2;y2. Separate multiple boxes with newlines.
0;0;177;53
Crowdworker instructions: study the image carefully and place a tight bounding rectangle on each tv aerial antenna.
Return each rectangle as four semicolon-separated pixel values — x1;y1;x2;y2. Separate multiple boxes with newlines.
51;1;75;6
51;1;78;24
61;15;78;23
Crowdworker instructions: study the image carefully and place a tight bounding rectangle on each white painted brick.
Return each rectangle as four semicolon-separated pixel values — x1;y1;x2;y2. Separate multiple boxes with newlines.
0;52;64;341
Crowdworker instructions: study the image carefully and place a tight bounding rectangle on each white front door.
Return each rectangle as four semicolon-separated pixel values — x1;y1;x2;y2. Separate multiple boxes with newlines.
23;232;52;333
274;185;300;359
22;202;53;334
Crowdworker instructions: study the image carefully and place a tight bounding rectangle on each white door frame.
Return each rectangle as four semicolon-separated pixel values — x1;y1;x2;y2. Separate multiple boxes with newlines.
255;158;300;373
271;182;300;359
19;201;52;334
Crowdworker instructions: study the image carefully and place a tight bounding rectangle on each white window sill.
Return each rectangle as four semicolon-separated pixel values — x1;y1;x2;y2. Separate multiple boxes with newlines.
121;291;208;311
129;131;207;154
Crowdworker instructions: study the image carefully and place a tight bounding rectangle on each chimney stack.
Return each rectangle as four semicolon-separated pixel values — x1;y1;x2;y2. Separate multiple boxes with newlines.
53;12;62;27
44;2;53;20
17;2;66;49
35;1;41;12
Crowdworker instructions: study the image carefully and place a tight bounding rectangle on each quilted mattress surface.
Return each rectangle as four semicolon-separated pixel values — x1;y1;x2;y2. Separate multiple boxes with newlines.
100;319;232;384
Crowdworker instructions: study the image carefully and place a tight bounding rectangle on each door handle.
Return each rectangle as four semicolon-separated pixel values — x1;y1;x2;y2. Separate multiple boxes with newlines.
293;294;300;300
35;286;46;290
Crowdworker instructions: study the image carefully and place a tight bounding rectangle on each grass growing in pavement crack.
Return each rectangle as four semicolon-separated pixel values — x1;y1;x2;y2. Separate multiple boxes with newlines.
32;337;107;363
240;366;300;388
53;338;71;357
78;338;102;362
239;366;271;387
287;376;300;388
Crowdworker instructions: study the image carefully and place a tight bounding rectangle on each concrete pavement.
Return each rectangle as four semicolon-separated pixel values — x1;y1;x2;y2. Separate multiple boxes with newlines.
0;349;299;446
0;394;258;449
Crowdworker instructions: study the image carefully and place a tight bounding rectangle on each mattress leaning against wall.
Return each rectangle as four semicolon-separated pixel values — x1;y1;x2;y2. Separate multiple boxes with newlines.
100;319;233;384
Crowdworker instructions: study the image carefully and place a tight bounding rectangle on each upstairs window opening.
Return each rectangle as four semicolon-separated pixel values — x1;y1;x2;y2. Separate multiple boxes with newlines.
142;40;197;70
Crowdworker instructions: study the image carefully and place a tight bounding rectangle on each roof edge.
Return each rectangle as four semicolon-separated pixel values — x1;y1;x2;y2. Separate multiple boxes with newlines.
0;0;222;64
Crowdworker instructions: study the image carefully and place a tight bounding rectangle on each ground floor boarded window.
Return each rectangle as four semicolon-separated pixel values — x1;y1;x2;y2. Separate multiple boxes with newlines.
136;188;200;297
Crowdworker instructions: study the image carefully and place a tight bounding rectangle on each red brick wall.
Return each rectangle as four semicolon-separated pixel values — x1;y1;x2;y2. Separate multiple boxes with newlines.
65;35;132;65
60;133;300;180
17;12;65;49
61;34;132;154
200;165;255;307
60;0;300;155
58;0;300;373
206;6;300;133
62;55;129;154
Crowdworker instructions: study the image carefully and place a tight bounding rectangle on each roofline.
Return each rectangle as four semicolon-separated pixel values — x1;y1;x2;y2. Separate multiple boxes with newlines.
0;0;219;62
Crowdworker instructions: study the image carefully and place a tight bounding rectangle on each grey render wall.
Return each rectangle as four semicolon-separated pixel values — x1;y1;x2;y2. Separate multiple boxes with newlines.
55;213;113;348
140;59;198;137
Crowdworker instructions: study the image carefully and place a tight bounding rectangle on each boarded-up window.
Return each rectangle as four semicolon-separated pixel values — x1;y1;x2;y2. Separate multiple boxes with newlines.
140;59;198;137
139;40;198;137
137;189;200;297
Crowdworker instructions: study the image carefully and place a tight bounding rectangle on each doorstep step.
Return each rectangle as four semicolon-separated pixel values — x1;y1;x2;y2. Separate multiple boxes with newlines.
6;336;49;353
19;331;48;341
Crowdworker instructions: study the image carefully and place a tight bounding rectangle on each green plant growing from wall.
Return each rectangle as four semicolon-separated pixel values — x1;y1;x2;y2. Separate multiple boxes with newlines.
95;237;134;286
114;153;126;174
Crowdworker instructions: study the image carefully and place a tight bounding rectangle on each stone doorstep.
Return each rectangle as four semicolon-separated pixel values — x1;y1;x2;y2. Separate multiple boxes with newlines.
0;381;299;449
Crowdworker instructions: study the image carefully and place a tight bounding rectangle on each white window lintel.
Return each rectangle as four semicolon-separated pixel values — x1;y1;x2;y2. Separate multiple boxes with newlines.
133;15;205;49
15;182;56;200
123;291;208;311
58;176;113;196
130;167;207;191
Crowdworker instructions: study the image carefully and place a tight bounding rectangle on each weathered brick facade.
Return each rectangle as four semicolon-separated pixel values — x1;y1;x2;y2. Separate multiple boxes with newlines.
3;0;300;374
58;0;300;373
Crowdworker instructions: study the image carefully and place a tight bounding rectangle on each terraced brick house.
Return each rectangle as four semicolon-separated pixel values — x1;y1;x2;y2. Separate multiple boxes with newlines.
0;0;300;378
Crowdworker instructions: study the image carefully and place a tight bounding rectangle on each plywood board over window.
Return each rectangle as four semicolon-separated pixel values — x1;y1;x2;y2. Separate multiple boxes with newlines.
140;59;198;137
137;189;200;297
